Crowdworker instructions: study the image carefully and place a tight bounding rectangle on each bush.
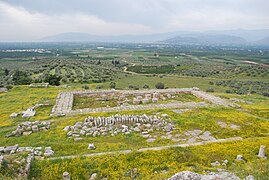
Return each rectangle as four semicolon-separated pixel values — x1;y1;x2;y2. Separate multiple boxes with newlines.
95;85;103;89
206;88;214;92
110;82;116;89
155;82;165;89
82;85;89;90
12;70;32;85
5;85;13;90
143;84;149;89
44;74;61;86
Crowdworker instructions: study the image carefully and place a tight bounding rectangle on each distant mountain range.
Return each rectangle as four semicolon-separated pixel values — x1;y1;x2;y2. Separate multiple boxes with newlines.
41;29;269;46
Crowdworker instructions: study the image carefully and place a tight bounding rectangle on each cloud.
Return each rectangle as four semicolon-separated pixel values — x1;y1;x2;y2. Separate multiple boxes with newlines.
0;1;153;41
169;8;269;31
0;0;269;41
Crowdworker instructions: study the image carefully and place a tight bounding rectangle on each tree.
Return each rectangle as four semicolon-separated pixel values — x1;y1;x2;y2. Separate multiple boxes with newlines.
155;82;165;89
44;74;61;86
110;82;116;89
12;70;32;85
4;69;9;76
82;85;89;89
143;84;149;89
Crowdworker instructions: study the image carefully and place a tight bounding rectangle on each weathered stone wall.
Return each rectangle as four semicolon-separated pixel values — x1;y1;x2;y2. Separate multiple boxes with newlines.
51;88;235;116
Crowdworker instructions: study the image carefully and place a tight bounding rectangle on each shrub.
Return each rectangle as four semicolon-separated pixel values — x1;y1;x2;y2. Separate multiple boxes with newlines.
206;88;214;92
82;85;89;90
110;82;116;89
143;84;149;89
5;85;13;90
12;70;32;85
155;82;165;89
96;85;103;89
44;74;61;86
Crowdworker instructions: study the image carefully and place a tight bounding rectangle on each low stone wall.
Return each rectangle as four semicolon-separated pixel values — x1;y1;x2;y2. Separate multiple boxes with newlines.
191;90;235;107
51;88;235;116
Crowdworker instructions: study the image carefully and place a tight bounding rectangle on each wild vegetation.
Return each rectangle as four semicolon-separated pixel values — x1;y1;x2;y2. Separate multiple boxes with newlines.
0;43;269;179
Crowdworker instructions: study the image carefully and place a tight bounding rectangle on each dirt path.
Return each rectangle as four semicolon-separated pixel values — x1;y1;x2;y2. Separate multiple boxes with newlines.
46;137;243;161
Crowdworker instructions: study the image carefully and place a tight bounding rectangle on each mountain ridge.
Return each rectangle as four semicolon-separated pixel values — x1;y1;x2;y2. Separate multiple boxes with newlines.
41;29;269;46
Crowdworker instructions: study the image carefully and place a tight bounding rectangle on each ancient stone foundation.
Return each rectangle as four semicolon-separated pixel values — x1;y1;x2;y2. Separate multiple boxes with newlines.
51;88;235;116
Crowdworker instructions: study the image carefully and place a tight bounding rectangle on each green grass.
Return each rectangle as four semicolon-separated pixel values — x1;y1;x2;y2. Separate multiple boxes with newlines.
29;137;269;180
110;74;227;92
73;93;202;110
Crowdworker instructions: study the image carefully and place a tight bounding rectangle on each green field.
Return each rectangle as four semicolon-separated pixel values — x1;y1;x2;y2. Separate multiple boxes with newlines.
0;45;269;179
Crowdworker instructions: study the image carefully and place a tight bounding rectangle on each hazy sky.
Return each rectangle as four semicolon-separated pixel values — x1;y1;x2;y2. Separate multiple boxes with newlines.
0;0;269;41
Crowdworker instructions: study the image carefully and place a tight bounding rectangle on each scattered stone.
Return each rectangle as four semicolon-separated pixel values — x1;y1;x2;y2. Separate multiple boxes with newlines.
146;138;156;143
74;138;83;141
10;112;18;118
244;175;255;180
211;161;221;167
161;114;169;118
0;87;8;93
6;120;53;137
22;131;32;136
230;124;241;130
152;98;158;103
167;170;242;180
88;144;96;150
236;155;245;161
0;155;4;168
63;126;71;131
22;107;36;118
217;121;228;128
66;114;174;138
90;173;97;180
257;145;267;159
63;172;71;180
218;121;240;130
44;147;54;157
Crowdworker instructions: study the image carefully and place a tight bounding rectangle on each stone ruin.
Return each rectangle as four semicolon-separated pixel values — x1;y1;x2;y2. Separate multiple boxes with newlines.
167;170;254;180
0;145;54;179
10;107;36;118
6;120;53;137
0;153;34;178
51;88;236;116
29;83;49;88
258;145;267;159
64;114;175;139
132;92;174;104
0;144;54;157
10;103;50;118
0;87;8;93
63;172;98;180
